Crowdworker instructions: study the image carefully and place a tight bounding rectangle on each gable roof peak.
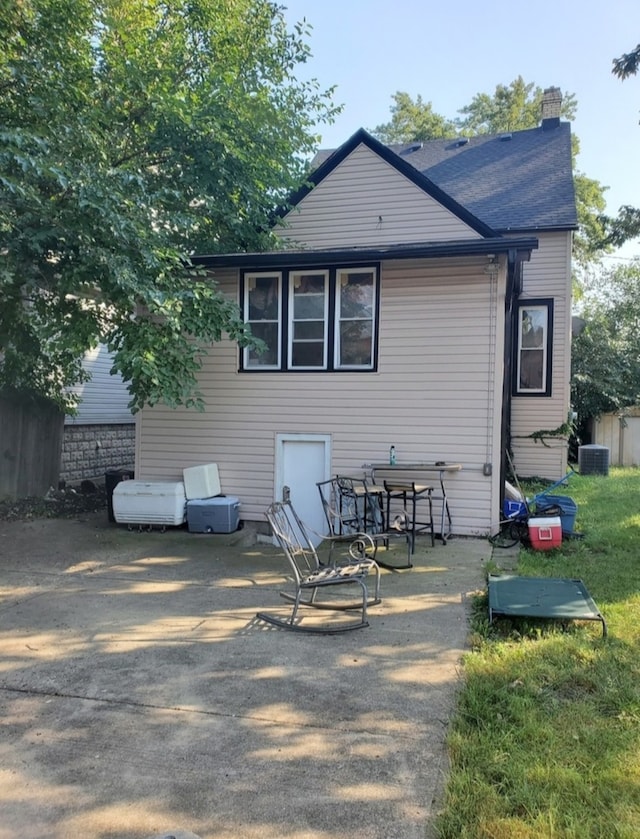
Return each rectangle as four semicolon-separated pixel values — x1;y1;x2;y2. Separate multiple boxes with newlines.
287;127;498;238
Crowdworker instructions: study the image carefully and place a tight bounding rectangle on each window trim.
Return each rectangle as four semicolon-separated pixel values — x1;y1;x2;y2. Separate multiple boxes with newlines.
335;268;377;370
288;269;330;370
240;264;380;372
241;271;283;370
512;298;553;397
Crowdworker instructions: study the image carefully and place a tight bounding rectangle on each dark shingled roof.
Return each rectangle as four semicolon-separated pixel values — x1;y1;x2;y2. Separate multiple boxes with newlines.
310;123;578;233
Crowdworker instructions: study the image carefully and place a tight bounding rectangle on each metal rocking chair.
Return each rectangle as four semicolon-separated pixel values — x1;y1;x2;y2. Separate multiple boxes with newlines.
257;499;381;633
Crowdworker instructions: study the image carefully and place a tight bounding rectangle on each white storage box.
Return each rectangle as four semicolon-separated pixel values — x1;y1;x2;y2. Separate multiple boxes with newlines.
182;463;221;500
186;496;240;533
113;481;186;527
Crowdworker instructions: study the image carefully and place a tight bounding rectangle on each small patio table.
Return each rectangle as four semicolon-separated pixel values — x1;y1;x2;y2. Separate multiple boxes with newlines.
365;462;462;544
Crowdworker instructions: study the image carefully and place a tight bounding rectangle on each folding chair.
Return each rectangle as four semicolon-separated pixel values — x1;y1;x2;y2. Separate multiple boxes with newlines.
257;499;381;633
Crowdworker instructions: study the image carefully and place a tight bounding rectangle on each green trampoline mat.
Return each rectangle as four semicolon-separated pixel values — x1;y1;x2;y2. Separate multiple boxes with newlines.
488;575;607;636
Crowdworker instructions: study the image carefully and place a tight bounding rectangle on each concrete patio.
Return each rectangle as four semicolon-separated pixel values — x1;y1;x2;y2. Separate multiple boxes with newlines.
0;512;491;839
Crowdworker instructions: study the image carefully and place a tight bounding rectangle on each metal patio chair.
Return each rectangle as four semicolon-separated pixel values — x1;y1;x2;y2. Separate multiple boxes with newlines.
317;477;413;569
383;479;435;555
257;499;381;633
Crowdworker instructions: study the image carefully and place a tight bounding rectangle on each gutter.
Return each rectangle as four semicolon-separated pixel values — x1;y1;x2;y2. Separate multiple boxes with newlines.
499;248;528;516
192;237;538;269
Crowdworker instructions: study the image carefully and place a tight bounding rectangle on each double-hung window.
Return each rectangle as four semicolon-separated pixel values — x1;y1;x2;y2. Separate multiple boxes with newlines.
244;273;282;369
513;298;553;396
336;269;376;368
242;265;378;372
289;271;329;368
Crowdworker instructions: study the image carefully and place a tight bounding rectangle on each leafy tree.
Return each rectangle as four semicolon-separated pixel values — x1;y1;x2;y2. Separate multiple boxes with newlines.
571;261;640;440
612;44;640;79
456;77;577;134
370;79;606;268
0;0;337;412
597;43;640;248
371;92;456;143
599;205;640;247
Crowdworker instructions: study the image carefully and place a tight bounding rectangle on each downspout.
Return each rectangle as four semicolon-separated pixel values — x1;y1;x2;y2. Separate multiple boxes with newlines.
499;249;525;510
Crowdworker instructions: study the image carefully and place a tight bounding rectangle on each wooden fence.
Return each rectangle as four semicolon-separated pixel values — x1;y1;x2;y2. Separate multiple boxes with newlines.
0;392;64;499
592;409;640;467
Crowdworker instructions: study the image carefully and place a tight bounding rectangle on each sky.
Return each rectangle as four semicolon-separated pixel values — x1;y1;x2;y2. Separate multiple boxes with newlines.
281;0;640;261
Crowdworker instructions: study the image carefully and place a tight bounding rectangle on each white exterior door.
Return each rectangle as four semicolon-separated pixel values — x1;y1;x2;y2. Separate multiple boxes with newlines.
275;433;331;546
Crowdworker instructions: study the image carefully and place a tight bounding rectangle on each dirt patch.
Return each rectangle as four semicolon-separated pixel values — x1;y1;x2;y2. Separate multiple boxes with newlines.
0;483;108;522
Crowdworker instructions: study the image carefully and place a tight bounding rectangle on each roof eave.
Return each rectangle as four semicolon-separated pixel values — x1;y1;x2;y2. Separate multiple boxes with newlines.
192;237;539;270
496;224;578;234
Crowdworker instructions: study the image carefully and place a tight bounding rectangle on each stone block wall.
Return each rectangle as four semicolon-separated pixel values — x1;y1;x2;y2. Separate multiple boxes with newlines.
61;423;135;485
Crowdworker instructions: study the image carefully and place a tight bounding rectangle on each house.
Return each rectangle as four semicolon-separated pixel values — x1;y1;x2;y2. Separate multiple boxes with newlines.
62;344;135;484
133;87;577;537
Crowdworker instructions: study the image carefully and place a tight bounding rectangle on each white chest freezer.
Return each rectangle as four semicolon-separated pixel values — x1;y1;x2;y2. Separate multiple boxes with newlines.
112;480;186;526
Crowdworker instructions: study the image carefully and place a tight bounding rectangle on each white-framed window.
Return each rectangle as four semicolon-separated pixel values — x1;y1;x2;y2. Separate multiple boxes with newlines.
336;269;376;368
289;270;329;369
241;265;379;372
514;299;553;396
243;272;282;369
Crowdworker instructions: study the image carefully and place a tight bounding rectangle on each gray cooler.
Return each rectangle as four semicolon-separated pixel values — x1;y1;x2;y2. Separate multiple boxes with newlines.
186;496;240;533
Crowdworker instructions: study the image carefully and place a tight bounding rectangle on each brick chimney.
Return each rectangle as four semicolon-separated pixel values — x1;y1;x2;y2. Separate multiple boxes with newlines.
541;86;562;129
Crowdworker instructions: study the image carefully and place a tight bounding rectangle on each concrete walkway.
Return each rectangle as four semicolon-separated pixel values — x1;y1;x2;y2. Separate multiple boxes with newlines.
0;513;491;839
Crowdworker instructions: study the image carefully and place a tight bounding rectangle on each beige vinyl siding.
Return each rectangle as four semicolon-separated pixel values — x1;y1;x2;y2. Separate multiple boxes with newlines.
135;258;506;536
510;231;572;479
277;144;481;249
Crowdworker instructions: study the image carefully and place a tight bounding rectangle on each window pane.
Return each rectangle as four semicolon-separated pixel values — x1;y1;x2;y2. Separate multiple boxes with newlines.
519;349;544;389
521;309;546;348
294;294;325;319
248;276;279;321
293;321;324;340
340;321;373;366
290;272;327;369
294;274;326;293
340;272;374;318
246;322;279;367
244;273;281;369
292;341;324;367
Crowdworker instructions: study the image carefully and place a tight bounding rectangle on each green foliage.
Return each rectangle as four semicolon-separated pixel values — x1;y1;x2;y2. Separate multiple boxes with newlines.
370;91;456;143
456;76;577;135
370;77;578;141
612;43;640;79
602;43;640;249
571;261;640;434
573;166;609;268
599;205;640;248
0;0;338;412
528;414;576;447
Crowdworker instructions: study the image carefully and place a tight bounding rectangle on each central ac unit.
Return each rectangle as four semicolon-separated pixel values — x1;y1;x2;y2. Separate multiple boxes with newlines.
578;445;610;476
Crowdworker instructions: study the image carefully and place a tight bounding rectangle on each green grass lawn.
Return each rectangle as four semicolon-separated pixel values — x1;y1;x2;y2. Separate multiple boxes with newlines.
437;467;640;839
